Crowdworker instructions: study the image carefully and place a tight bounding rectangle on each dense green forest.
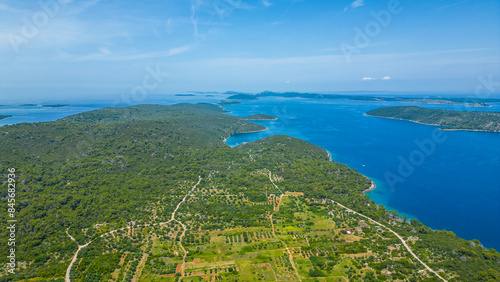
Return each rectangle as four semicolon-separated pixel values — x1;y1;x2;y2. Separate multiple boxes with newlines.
366;106;500;132
0;104;499;281
242;114;277;121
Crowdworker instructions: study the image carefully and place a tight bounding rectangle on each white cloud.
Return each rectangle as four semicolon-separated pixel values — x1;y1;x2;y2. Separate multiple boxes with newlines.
262;0;272;7
382;76;391;80
339;0;364;15
166;18;173;34
0;3;25;13
72;45;192;61
225;0;254;10
191;1;199;39
98;47;110;54
435;0;470;11
350;0;365;9
67;0;101;15
362;77;375;81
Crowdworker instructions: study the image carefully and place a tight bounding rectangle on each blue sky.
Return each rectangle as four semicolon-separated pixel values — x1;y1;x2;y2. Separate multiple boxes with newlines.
0;0;499;101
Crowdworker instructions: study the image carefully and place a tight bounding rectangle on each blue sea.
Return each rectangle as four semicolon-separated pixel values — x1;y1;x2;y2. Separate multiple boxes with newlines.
1;95;499;250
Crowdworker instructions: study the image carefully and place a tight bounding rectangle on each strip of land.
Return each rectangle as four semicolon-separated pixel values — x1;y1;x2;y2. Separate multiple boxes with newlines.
366;106;500;132
224;91;500;107
66;176;202;282
0;115;13;121
242;114;277;120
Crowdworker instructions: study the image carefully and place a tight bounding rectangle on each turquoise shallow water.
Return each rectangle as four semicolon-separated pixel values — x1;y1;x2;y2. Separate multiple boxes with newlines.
1;96;499;249
224;98;500;250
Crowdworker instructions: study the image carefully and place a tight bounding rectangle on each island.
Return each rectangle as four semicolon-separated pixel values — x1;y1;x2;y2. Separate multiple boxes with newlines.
42;104;70;107
366;106;500;132
242;114;277;120
467;102;491;107
0;114;13;121
223;91;251;95
226;93;258;100
224;91;500;106
217;100;242;105
0;104;498;281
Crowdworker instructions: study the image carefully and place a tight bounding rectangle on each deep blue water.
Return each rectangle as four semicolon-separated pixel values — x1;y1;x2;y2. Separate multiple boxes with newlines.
1;96;499;249
224;98;500;250
0;94;225;127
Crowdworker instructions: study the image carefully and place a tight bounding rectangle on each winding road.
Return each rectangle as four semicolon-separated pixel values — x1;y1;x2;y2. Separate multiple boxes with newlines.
65;176;202;282
171;176;202;276
65;169;447;281
65;229;92;282
334;201;447;281
267;169;302;281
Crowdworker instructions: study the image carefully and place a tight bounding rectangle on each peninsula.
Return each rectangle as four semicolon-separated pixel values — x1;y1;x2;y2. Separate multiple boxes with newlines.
0;104;498;281
0;114;13;121
217;100;242;105
366;106;500;132
242;114;277;120
225;91;500;106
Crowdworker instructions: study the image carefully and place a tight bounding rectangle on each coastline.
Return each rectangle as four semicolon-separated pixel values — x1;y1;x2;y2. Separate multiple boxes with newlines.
325;149;332;161
363;181;376;193
0;115;13;121
244;118;278;121
236;127;268;134
323;147;376;193
323;148;377;193
366;114;499;133
223;127;268;144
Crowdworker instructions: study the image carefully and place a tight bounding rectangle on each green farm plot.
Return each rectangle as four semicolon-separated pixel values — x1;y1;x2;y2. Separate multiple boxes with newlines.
2;104;497;281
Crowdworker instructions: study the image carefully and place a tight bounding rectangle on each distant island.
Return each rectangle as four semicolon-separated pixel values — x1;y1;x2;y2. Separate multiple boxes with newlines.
43;104;70;108
20;104;69;107
366;106;500;132
0;114;13;121
242;114;277;120
226;93;258;100
192;91;219;94
1;103;499;281
467;102;490;107
225;91;500;106
175;94;196;96
223;91;252;95
217;100;242;105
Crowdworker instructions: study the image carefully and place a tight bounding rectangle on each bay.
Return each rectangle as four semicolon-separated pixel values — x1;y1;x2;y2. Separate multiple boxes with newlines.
224;97;500;250
1;95;499;250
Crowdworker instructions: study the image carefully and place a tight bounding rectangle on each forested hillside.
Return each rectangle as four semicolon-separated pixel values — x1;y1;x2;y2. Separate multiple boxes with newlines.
0;104;498;281
367;106;500;132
